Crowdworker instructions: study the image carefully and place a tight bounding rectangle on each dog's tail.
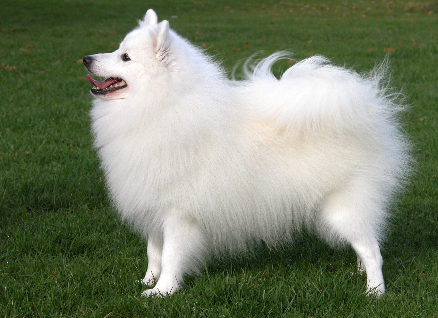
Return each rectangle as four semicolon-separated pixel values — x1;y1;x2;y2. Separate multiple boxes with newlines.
240;52;404;135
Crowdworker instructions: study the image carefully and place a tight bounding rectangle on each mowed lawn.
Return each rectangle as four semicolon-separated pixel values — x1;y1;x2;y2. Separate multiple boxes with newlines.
1;0;437;316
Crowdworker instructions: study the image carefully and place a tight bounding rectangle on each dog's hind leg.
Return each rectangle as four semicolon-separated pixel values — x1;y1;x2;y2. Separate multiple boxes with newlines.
350;238;385;295
141;212;206;297
320;186;387;296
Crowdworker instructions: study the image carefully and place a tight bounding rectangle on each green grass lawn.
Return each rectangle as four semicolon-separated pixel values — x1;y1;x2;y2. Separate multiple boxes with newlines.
1;0;437;316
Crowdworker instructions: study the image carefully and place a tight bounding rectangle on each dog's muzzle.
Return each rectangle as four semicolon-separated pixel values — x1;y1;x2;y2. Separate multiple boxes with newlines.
83;55;93;69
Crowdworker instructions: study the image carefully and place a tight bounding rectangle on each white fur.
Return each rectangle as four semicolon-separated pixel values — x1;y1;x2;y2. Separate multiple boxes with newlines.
85;9;409;296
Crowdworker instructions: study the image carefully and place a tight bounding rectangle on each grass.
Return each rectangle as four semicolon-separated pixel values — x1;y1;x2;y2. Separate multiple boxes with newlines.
1;0;437;316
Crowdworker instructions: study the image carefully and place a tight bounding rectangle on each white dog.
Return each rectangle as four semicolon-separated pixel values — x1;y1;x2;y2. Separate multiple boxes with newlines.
84;9;409;297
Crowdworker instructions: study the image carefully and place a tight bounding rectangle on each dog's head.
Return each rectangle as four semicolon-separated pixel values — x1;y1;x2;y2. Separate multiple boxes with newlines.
83;9;175;100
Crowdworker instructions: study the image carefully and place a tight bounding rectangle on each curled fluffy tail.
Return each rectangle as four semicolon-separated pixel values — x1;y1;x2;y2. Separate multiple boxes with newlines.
239;52;404;135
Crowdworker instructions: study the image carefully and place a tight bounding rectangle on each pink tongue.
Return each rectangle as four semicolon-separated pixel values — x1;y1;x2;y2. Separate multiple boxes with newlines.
87;74;118;89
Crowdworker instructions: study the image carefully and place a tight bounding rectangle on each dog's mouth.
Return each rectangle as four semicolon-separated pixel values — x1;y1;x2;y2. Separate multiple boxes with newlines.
87;75;128;95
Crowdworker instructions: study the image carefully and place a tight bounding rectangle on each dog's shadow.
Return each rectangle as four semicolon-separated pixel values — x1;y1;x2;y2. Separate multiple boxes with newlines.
183;231;357;291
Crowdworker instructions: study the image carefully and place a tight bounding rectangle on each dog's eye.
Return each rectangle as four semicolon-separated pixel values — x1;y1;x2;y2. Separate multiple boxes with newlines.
121;53;131;61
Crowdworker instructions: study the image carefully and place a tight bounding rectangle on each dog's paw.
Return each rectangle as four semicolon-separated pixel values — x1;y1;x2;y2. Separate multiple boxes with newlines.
141;287;174;297
136;279;151;286
141;279;180;297
136;271;160;286
366;284;385;297
137;277;156;286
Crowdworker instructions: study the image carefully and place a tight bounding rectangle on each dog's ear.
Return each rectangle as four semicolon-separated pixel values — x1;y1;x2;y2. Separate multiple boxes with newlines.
141;9;158;26
155;20;173;66
156;20;169;53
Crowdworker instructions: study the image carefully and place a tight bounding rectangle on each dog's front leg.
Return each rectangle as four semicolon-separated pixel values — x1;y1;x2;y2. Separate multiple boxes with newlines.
141;212;206;297
141;231;163;286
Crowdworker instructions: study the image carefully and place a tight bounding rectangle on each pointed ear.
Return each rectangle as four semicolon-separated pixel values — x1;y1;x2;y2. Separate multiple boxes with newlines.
155;20;172;64
156;20;169;52
141;9;158;26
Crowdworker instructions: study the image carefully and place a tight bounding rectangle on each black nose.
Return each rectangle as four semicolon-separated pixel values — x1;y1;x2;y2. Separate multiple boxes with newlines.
83;55;93;68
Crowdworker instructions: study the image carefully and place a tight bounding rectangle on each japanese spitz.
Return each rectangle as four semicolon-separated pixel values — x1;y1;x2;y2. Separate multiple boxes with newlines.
84;9;409;297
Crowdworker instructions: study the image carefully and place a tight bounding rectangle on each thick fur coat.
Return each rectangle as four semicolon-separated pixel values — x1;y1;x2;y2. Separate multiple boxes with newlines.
84;9;409;296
